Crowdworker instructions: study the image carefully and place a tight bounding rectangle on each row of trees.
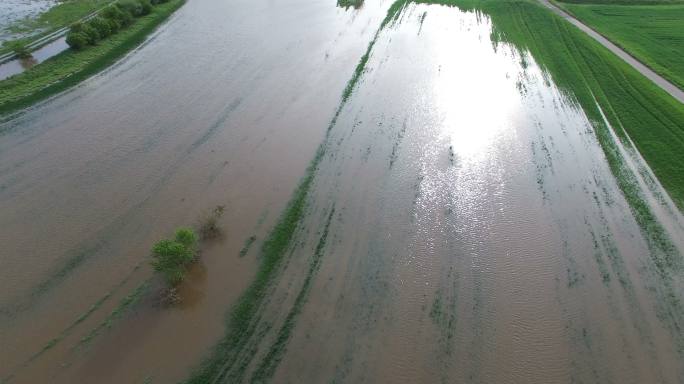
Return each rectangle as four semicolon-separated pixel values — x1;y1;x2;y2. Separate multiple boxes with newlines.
66;0;170;50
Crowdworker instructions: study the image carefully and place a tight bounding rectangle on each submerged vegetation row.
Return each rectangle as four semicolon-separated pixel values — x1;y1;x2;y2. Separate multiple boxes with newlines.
0;0;185;118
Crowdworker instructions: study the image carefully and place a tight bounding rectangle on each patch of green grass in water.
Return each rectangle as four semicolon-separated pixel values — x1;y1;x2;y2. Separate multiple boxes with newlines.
588;223;612;285
239;235;257;258
0;0;186;119
249;207;335;383
340;0;409;105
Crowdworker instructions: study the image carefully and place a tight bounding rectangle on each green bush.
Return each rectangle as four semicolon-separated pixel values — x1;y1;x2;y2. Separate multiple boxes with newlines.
118;0;144;16
151;228;198;286
63;0;165;52
65;31;89;50
140;0;153;15
89;17;113;38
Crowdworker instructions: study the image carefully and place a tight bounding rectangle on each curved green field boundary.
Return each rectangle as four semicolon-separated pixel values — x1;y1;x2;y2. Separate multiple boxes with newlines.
0;0;185;119
559;2;684;91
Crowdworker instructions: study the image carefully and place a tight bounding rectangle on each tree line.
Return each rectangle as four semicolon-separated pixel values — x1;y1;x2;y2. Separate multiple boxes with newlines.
66;0;171;50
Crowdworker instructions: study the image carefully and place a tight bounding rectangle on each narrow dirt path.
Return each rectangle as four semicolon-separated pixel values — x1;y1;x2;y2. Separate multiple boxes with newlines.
538;0;684;104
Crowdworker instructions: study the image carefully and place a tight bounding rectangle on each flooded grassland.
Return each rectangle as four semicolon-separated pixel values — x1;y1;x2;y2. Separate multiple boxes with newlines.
188;1;684;383
0;0;393;382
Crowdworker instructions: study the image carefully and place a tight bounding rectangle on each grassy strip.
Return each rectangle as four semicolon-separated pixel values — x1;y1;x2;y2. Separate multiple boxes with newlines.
341;0;408;103
559;2;684;90
250;208;335;383
1;0;113;55
0;0;185;118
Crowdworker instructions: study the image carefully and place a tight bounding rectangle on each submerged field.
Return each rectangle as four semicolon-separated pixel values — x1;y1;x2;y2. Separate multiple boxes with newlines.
0;0;683;382
187;0;684;382
559;2;684;90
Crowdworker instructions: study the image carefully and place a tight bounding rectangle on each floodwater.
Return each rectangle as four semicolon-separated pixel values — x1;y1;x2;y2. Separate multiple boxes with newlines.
1;0;684;383
210;4;684;383
0;37;68;80
0;0;57;43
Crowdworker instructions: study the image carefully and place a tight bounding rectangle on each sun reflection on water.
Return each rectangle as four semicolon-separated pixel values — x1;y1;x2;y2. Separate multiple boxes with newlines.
428;10;529;160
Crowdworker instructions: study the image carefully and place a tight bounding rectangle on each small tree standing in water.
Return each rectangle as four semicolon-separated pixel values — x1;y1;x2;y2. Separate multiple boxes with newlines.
151;227;198;286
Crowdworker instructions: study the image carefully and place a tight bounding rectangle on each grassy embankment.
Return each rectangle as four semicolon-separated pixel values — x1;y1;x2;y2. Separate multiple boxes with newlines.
1;0;113;54
0;0;184;118
555;0;684;90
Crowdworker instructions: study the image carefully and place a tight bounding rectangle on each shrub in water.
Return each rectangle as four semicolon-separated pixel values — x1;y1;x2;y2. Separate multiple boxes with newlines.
10;42;31;59
81;23;100;45
175;227;198;249
106;17;122;33
199;205;225;240
151;228;198;286
104;4;132;27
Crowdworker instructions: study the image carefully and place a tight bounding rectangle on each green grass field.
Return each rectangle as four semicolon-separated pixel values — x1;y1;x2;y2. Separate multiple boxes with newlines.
556;0;683;4
183;0;684;382
1;0;113;54
0;0;184;117
558;2;684;90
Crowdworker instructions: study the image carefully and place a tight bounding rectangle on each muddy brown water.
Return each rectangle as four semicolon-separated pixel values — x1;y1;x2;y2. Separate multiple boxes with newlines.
1;0;684;383
0;0;391;381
